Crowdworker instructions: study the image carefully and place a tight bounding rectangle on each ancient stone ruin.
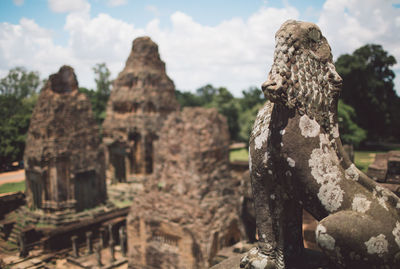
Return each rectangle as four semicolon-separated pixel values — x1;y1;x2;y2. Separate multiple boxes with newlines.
241;20;400;268
24;65;107;213
368;151;400;183
102;36;179;184
127;107;245;268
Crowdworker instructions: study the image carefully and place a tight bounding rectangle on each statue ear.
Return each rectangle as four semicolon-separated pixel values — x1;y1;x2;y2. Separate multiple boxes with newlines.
308;29;320;42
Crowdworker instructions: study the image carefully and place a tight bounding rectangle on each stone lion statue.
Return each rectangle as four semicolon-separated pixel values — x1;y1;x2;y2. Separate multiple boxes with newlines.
241;20;400;269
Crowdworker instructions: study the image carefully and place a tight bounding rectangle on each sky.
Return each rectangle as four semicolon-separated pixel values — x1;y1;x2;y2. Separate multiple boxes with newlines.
0;0;400;96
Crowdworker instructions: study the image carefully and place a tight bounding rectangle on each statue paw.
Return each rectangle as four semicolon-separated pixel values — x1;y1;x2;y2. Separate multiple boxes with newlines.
240;247;276;269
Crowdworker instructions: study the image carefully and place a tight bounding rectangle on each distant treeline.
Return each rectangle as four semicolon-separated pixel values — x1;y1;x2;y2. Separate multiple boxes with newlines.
0;44;399;169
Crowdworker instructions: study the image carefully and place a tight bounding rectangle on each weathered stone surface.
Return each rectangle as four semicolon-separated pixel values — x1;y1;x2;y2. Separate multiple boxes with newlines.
387;151;400;183
102;36;179;183
243;20;400;268
367;151;400;184
127;107;245;269
367;153;388;181
150;107;231;195
24;65;107;212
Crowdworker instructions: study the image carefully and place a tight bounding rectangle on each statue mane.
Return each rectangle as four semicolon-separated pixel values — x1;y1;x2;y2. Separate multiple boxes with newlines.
262;20;343;130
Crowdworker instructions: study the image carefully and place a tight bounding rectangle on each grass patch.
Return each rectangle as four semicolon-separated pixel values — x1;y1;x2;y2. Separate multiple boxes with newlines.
112;199;133;208
0;180;25;194
228;147;386;175
354;151;380;173
230;148;248;162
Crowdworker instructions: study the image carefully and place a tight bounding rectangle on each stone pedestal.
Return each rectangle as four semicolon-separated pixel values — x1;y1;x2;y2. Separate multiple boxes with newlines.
71;235;79;258
86;231;93;254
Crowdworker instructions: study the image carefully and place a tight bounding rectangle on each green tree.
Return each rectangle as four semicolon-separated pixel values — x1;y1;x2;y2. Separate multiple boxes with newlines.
196;84;217;105
0;67;40;169
337;100;367;148
238;102;264;143
207;87;241;141
93;63;111;96
175;90;203;107
239;87;264;111
0;67;41;98
335;44;398;141
0;93;38;169
80;63;112;125
237;87;265;143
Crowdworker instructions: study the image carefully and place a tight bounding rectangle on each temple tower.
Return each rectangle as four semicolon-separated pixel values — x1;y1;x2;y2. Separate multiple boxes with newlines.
24;66;107;213
102;36;179;183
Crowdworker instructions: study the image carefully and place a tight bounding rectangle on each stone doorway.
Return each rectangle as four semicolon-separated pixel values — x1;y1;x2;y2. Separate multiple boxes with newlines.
74;170;96;211
110;145;126;183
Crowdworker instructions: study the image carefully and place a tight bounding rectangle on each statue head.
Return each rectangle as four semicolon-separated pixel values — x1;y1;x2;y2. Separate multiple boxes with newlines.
262;20;342;124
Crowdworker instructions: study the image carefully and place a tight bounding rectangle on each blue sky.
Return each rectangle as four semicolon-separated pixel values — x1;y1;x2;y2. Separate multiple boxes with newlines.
0;0;399;96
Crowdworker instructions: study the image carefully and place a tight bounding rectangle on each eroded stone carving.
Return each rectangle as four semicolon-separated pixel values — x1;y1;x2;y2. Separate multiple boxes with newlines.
242;20;400;268
102;36;179;184
127;107;245;268
24;65;107;213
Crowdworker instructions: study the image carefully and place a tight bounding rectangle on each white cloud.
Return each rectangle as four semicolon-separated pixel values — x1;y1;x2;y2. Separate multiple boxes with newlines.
107;0;128;7
146;5;160;17
147;7;299;93
13;0;24;6
318;0;400;94
1;1;400;95
48;0;90;13
0;18;72;80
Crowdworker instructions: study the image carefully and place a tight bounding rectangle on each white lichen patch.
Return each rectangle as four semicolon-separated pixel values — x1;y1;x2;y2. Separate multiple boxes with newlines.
316;224;335;250
263;152;269;165
352;194;371;213
309;147;341;185
319;133;330;146
365;234;388;256
249;146;252;172
252;257;269;269
249;247;258;255
392;221;400;248
373;186;389;211
345;164;359;181
287;157;295;167
254;125;269;150
322;172;342;185
299;114;320;137
332;124;339;138
252;102;273;150
317;182;344;212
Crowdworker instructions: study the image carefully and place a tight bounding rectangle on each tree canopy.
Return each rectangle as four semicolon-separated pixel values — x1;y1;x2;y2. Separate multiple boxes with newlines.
0;67;41;98
79;63;112;125
0;67;41;169
176;85;265;142
335;44;399;141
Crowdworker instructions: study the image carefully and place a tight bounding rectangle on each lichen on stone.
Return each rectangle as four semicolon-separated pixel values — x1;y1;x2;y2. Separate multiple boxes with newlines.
316;224;336;251
392;222;400;249
287;157;295;167
345;164;359;181
299;114;320;138
351;194;371;213
365;234;389;256
317;182;344;212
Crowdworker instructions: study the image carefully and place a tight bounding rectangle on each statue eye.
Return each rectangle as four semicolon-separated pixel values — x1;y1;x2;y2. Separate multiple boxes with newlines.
309;29;320;42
